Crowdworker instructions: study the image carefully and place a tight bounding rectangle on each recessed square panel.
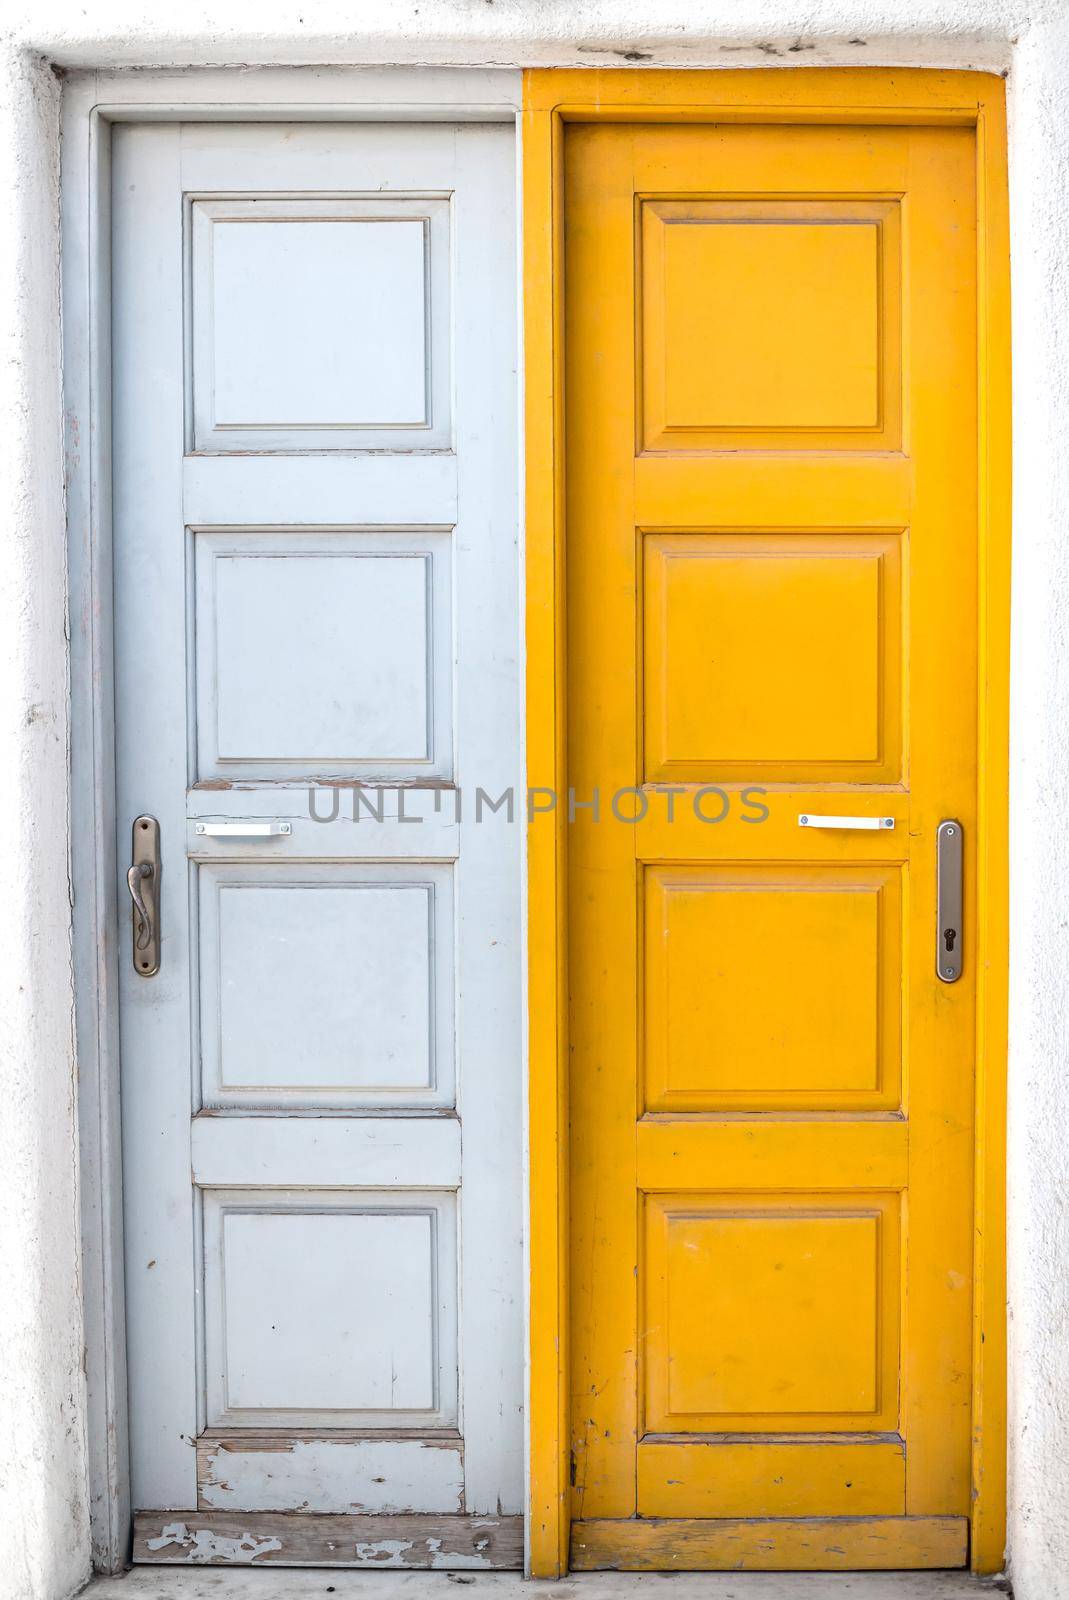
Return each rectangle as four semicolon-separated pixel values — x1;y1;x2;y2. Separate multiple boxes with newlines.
642;1193;900;1433
191;198;450;451
193;528;452;782
660;221;878;427
643;866;901;1112
641;199;901;452
203;1189;457;1428
198;862;454;1110
643;532;902;784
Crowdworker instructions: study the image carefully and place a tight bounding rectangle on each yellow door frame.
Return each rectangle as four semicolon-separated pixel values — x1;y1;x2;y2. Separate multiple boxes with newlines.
523;66;1011;1578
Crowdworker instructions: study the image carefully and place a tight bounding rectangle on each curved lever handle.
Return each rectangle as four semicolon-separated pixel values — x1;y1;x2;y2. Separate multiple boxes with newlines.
128;815;161;975
127;862;154;950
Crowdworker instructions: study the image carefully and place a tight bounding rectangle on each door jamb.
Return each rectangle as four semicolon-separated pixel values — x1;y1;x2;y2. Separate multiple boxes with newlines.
61;66;523;1575
521;65;1011;1578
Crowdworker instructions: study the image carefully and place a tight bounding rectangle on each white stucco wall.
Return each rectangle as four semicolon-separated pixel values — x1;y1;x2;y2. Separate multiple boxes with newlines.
0;45;90;1600
3;4;1069;1599
1005;15;1069;1600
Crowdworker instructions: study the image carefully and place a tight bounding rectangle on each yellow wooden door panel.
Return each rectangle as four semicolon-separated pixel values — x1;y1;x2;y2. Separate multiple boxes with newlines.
634;793;910;866
637;1439;906;1519
635;454;912;528
652;1204;885;1422
649;212;881;429
566;112;978;1567
643;866;902;1112
641;198;902;451
643;1192;901;1433
636;1120;909;1193
570;1516;968;1572
643;532;903;785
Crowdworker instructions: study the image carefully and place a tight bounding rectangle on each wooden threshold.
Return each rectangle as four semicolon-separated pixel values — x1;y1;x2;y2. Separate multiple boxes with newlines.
570;1515;968;1571
133;1510;523;1568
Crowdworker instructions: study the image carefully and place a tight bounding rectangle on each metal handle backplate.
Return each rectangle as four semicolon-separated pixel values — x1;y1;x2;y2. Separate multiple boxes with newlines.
937;819;963;983
128;815;161;976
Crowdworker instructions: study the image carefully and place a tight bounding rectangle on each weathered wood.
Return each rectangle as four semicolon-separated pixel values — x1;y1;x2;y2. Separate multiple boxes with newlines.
569;1516;969;1571
196;1435;465;1515
133;1510;523;1568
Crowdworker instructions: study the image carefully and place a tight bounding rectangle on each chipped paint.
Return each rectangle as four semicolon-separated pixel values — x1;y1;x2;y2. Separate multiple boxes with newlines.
198;1437;464;1514
352;1540;416;1566
427;1535;495;1570
133;1510;524;1568
144;1522;282;1563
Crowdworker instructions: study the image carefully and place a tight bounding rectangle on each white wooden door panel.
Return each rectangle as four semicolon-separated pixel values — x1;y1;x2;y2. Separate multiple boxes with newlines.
183;458;458;525
190;1117;462;1189
203;1190;458;1427
190;197;451;452
196;1437;465;1516
178;119;463;199
188;796;462;852
112;119;521;1566
193;527;453;782
197;862;455;1109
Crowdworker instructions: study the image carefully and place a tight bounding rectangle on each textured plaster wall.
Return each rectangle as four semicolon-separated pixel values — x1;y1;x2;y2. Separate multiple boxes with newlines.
1005;15;1069;1600
0;45;89;1600
2;4;1069;1600
0;0;1037;70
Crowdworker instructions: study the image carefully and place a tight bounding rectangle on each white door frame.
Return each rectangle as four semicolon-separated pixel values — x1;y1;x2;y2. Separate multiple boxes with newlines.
61;65;524;1576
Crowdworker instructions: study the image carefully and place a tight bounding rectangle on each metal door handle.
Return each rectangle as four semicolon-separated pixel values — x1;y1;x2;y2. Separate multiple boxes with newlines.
937;819;963;982
127;863;153;948
798;813;895;831
194;821;291;839
128;815;161;976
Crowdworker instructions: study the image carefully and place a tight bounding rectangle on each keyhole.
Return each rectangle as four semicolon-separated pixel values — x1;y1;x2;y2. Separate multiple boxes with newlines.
944;927;957;953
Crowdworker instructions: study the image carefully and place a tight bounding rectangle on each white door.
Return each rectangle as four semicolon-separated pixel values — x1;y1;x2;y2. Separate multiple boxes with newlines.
111;120;522;1568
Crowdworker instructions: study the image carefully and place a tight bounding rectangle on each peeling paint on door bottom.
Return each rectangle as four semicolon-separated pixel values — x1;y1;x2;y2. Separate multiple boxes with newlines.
132;1512;524;1569
144;1524;283;1563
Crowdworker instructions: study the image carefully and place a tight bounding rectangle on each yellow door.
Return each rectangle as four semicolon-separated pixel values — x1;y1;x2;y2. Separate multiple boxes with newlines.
566;120;978;1569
